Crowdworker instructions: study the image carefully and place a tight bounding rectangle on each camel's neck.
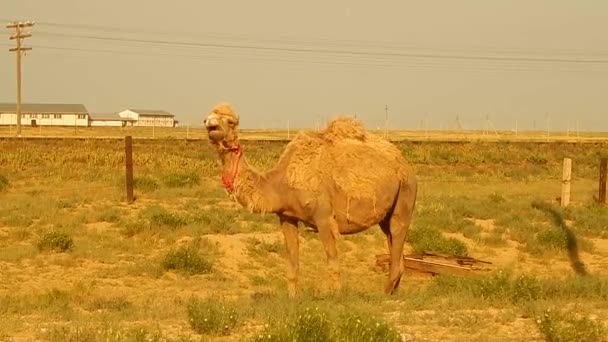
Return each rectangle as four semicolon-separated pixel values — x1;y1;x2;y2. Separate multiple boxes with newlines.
217;143;283;214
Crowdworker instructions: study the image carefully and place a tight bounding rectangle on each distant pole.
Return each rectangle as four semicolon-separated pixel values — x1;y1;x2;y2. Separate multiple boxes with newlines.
599;158;607;205
287;120;290;140
425;114;429;139
484;115;489;136
487;115;499;137
546;114;550;141
6;20;34;137
515;119;518;137
561;158;572;207
577;120;580;139
125;136;134;204
186;124;189;140
384;104;389;139
152;118;155;138
455;114;463;131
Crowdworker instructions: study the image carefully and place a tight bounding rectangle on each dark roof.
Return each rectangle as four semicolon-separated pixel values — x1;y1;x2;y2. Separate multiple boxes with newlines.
0;103;88;113
89;113;135;121
128;109;174;117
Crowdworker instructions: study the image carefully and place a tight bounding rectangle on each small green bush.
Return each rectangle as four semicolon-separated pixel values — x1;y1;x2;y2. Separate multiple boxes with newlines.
121;219;149;237
96;207;124;223
537;308;605;342
36;231;74;252
187;297;239;336
407;226;468;257
534;229;568;251
0;174;8;192
253;308;402;342
190;208;239;233
253;307;331;342
162;241;213;275
337;313;403;342
430;271;543;304
527;155;548;165
145;206;188;230
162;171;200;188
133;176;159;192
86;295;132;312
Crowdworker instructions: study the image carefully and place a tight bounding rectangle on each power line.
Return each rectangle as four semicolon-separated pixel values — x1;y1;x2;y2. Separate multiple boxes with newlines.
16;44;608;74
12;19;608;57
34;31;608;65
1;40;603;74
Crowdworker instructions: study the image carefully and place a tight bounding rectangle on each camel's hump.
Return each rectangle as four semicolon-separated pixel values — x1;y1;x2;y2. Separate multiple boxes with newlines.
320;116;367;143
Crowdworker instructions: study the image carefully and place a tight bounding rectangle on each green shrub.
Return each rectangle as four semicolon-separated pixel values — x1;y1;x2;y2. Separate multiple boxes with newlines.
527;155;548;165
253;308;402;342
133;176;159;192
85;295;132;312
534;229;568;251
121;219;149;237
187;297;239;336
253;307;331;342
36;231;74;252
430;271;543;304
0;174;8;192
566;203;608;238
190;208;239;233
162;241;213;275
96;207;124;223
337;313;402;342
162;171;200;188
537;308;605;342
145;206;188;230
407;226;468;256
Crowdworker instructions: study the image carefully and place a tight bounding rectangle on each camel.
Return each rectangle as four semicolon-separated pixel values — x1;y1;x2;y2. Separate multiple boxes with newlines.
203;103;417;297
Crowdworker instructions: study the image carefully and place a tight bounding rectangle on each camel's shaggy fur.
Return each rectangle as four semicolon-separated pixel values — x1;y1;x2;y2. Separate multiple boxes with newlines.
204;102;417;298
278;116;410;217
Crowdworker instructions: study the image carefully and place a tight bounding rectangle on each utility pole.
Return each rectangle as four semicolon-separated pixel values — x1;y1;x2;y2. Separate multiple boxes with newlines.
384;104;389;139
546;114;550;141
455;114;464;131
6;20;34;137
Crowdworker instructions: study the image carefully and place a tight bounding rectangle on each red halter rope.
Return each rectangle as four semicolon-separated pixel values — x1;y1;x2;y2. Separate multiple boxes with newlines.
221;143;243;193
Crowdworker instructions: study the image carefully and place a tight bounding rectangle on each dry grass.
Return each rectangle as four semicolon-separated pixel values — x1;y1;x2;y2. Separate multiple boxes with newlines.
0;138;607;340
2;124;608;143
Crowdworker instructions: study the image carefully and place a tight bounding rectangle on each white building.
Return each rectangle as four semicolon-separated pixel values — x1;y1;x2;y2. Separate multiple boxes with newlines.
0;103;89;127
89;113;136;127
118;109;176;127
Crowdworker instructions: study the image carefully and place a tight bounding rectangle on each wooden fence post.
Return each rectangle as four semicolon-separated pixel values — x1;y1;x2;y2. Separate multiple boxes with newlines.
125;136;134;203
561;158;572;207
600;158;607;205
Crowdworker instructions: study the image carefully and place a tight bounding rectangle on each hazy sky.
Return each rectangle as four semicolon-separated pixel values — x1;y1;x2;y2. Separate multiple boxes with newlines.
2;1;608;130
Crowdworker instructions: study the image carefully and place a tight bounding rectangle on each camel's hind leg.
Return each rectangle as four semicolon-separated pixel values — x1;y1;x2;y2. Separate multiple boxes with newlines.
279;215;300;298
380;177;417;295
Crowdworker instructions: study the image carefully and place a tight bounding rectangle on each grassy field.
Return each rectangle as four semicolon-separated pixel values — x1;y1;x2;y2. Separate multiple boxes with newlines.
2;125;608;143
1;138;608;341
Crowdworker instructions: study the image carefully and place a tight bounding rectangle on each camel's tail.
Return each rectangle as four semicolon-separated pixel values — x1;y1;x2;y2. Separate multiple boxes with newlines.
531;200;588;276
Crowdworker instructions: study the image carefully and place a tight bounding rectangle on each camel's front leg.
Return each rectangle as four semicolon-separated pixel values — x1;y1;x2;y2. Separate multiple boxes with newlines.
279;215;299;298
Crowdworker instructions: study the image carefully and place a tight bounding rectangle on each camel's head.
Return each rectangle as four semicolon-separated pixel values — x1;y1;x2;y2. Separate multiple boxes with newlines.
204;102;240;148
